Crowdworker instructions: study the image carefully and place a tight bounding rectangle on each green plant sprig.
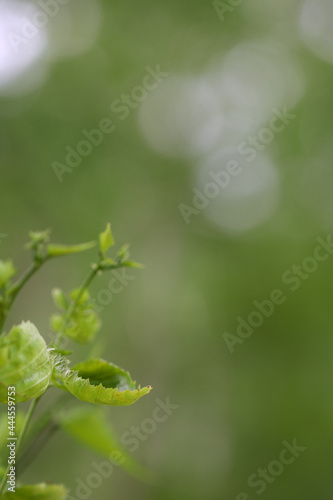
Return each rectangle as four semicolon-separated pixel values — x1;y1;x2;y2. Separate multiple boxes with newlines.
0;223;151;498
0;230;96;334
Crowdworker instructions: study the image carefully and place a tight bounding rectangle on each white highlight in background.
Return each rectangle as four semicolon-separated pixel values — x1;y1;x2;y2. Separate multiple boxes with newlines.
0;0;48;96
299;0;333;64
195;149;280;233
138;40;304;161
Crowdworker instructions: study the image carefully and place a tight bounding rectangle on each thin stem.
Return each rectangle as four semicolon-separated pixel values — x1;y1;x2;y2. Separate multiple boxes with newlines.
0;397;40;495
7;262;42;301
0;260;46;334
54;265;99;348
15;397;40;459
54;259;129;348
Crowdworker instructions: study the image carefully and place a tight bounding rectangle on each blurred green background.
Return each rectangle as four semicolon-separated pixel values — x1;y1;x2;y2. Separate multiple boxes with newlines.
1;0;333;498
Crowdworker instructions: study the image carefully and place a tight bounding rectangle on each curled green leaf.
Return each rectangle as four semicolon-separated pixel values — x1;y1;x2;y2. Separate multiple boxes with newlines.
51;356;152;406
0;260;16;288
2;483;68;500
0;322;51;403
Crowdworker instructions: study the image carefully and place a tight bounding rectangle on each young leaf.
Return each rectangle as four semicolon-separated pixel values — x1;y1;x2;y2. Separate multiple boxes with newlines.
51;310;100;344
0;322;51;403
99;223;114;254
69;288;90;305
51;288;100;344
47;241;96;258
26;230;51;249
58;407;150;480
115;245;144;268
1;483;68;500
51;289;68;310
0;260;16;287
51;356;152;406
116;244;130;261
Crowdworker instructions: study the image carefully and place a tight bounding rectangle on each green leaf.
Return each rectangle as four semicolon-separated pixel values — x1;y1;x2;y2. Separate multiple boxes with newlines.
2;483;68;500
51;310;100;344
0;260;16;287
0;322;51;403
69;288;90;305
116;244;130;261
47;241;96;258
115;245;144;268
58;407;150;480
99;223;114;254
73;359;137;390
51;356;152;406
51;288;100;344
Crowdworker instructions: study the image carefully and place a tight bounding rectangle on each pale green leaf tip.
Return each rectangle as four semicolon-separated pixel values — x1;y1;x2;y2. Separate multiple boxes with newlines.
52;288;68;310
99;223;115;254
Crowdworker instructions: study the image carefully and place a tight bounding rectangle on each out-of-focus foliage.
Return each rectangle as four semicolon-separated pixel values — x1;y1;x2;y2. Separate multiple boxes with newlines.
58;406;149;479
